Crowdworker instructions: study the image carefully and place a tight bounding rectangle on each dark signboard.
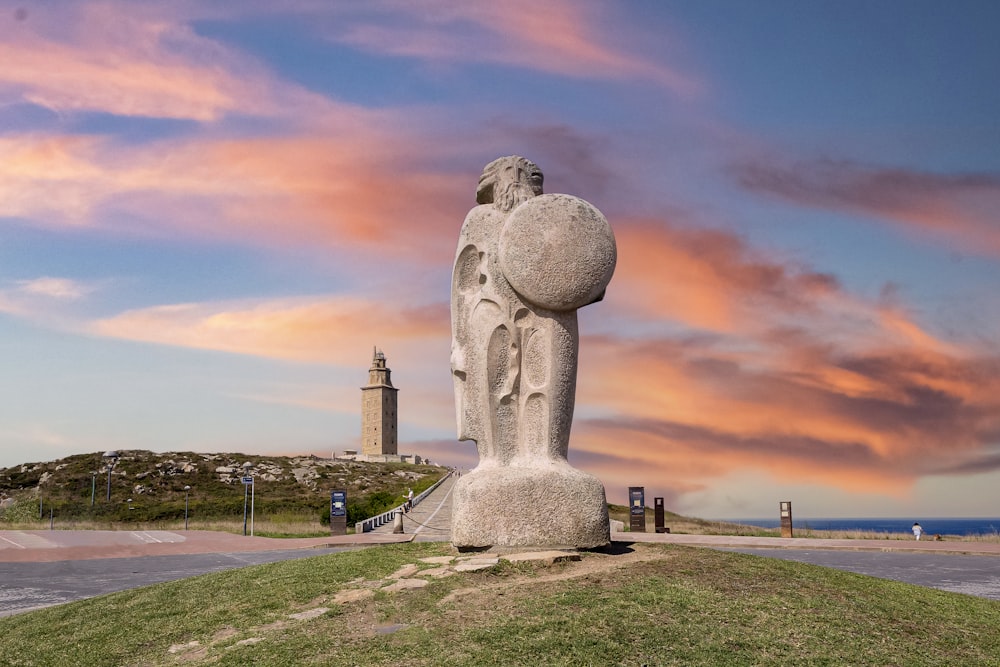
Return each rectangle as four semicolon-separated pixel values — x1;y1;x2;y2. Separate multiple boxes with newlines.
629;486;646;532
330;490;347;535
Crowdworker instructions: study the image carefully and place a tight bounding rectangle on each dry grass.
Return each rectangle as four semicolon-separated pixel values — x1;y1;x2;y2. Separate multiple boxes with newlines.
3;542;999;666
0;516;334;537
608;505;1000;543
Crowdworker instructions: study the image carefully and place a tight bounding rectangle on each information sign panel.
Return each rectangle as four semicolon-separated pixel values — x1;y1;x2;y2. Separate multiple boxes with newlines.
629;486;646;532
330;489;348;535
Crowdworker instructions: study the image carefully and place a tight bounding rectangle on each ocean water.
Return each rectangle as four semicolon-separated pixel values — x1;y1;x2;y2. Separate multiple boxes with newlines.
727;517;1000;536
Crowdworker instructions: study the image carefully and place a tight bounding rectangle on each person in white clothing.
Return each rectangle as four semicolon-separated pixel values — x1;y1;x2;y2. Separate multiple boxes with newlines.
406;488;414;511
912;522;923;540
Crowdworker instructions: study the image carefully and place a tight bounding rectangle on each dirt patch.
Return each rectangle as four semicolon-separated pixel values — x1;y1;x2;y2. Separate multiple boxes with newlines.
438;543;664;606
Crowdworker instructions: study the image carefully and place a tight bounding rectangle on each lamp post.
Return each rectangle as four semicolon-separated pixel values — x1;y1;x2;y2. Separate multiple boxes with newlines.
184;485;191;530
91;472;96;506
242;462;252;536
103;451;119;502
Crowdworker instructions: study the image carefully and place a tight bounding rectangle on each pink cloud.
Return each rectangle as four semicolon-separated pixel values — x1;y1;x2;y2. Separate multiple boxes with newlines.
326;0;700;96
732;158;1000;256
562;217;1000;496
73;208;1000;501
0;129;469;262
0;2;322;121
91;295;449;365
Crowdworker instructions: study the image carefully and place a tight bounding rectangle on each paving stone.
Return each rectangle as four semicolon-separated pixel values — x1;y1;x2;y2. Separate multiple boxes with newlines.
388;563;420;579
503;550;581;565
334;588;375;604
382;577;430;592
453;558;500;572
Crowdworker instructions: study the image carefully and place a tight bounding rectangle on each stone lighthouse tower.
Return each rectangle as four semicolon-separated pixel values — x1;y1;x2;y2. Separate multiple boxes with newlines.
361;347;398;456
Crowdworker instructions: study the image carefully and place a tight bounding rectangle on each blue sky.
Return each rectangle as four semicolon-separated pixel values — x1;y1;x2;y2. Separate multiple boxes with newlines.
1;1;998;518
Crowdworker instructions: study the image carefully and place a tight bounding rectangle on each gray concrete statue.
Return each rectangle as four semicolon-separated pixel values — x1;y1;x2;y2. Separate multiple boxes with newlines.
450;155;616;549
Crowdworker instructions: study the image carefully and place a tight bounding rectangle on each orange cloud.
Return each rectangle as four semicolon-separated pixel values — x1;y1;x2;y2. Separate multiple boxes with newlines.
0;3;315;121
570;331;1000;505
0;129;469;261
612;219;842;332
90;295;449;365
563;218;1000;497
732;158;1000;256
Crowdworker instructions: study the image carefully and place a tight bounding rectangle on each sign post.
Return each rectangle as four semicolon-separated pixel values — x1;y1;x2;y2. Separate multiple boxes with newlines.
779;501;793;538
654;497;669;533
242;476;254;536
629;486;646;533
330;490;347;536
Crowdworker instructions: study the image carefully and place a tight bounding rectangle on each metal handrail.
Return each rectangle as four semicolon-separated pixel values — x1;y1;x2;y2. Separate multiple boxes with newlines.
354;469;453;534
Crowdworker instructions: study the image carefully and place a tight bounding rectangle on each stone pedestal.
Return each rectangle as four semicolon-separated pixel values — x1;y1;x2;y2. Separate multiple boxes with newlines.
451;464;610;549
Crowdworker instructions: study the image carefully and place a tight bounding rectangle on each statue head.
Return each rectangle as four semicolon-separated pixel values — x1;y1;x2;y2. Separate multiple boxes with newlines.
476;156;543;213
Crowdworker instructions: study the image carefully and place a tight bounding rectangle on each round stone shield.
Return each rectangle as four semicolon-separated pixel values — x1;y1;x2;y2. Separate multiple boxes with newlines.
498;193;616;311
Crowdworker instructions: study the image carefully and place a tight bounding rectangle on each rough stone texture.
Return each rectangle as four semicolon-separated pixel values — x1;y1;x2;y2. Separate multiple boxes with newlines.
499;194;616;312
450;156;614;550
387;563;420;579
452;465;610;549
503;550;581;565
382;578;429;592
453;557;501;572
333;589;375;604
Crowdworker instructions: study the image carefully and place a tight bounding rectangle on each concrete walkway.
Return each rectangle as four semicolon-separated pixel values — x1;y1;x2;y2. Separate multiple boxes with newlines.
372;471;458;540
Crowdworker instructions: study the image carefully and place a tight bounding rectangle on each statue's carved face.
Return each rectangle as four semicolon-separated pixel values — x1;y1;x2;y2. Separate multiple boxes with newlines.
477;156;543;212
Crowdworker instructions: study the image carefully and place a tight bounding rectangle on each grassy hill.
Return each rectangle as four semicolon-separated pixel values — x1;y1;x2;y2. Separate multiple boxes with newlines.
0;450;446;528
1;541;997;665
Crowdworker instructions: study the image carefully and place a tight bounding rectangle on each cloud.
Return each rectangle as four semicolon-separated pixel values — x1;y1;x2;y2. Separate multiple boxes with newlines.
563;217;1000;498
0;129;469;261
611;219;841;334
15;277;92;299
731;157;1000;256
323;0;700;96
90;295;449;366
570;329;1000;502
0;276;95;321
31;207;995;507
0;2;333;121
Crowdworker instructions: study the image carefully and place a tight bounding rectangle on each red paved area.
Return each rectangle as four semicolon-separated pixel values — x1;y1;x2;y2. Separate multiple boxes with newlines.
0;529;410;563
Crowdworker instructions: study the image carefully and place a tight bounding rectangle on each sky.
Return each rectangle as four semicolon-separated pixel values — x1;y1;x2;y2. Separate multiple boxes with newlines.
1;0;999;519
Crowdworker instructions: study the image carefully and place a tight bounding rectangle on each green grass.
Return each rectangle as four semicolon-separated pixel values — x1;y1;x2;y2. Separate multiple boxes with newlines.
2;542;998;666
0;450;446;528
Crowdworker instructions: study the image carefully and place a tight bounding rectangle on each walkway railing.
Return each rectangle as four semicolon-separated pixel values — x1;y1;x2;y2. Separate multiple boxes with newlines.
354;469;454;534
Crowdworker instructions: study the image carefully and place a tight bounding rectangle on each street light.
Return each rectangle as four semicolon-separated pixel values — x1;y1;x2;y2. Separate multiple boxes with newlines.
242;462;253;536
91;471;97;506
184;485;191;530
103;451;119;502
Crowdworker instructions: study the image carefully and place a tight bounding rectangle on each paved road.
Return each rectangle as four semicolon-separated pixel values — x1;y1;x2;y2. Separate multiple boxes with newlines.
0;547;358;617
5;476;999;617
718;547;1000;601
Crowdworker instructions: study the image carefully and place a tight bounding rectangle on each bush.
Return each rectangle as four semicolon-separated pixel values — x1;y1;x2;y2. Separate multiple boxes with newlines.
0;497;39;523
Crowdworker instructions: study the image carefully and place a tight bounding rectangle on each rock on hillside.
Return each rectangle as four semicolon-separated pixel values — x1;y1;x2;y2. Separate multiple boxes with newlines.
0;450;444;519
